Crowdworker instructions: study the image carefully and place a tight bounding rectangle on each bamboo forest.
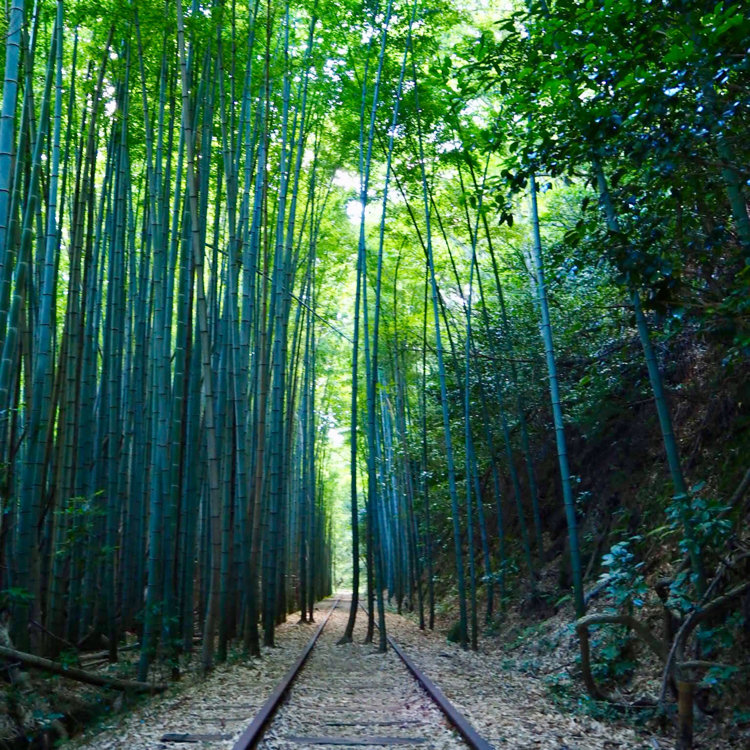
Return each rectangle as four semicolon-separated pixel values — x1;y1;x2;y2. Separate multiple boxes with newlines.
0;0;748;747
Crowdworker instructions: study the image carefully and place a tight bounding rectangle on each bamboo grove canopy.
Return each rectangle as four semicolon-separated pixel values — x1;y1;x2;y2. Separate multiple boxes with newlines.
0;0;748;690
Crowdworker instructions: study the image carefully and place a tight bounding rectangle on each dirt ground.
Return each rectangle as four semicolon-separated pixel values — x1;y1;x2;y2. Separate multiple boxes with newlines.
53;595;739;750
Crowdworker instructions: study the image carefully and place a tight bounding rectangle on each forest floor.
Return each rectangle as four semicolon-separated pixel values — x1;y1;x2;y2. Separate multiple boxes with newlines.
412;592;750;750
52;596;700;750
378;604;675;750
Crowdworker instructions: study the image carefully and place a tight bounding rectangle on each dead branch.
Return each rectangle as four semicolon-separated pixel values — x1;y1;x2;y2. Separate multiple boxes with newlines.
576;613;668;661
0;645;168;693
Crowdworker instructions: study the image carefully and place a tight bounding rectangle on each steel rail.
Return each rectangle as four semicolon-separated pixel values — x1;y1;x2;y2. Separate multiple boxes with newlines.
360;602;495;750
386;636;495;750
231;596;340;750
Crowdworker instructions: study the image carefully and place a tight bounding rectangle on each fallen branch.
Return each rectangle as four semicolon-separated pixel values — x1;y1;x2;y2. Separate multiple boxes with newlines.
574;617;662;708
80;642;141;666
576;613;668;661
0;645;168;693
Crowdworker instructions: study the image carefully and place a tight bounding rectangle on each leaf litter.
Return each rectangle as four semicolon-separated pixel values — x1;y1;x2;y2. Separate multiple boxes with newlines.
62;599;719;750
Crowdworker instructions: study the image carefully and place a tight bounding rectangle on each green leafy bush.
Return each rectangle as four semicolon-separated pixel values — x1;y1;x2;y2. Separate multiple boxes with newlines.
599;536;647;610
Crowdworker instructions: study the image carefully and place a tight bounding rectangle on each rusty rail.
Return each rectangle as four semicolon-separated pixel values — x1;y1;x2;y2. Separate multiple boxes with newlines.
232;597;493;750
360;602;495;750
231;597;340;750
386;635;494;750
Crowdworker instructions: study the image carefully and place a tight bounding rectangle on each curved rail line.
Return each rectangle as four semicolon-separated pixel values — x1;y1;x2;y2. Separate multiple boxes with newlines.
228;596;494;750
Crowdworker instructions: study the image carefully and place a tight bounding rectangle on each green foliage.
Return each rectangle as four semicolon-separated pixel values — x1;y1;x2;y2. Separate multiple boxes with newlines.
462;0;750;354
696;617;743;676
587;537;648;684
599;536;647;610
56;493;106;556
666;485;731;564
544;670;575;706
665;485;732;612
0;587;34;606
589;624;637;684
699;662;740;693
544;670;628;723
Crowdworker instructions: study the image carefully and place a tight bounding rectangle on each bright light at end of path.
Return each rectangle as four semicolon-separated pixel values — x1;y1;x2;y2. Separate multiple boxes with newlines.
346;200;363;225
333;168;359;191
328;427;346;448
333;169;364;226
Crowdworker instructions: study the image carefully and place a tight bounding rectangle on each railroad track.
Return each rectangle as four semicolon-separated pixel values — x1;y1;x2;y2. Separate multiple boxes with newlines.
226;595;493;750
154;595;493;750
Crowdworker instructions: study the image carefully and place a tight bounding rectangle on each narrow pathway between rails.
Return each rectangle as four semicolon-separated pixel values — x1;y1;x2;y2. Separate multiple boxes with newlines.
255;598;465;749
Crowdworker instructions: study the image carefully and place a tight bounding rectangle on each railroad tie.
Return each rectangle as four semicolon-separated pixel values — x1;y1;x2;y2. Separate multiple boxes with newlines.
284;737;429;745
161;732;233;743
